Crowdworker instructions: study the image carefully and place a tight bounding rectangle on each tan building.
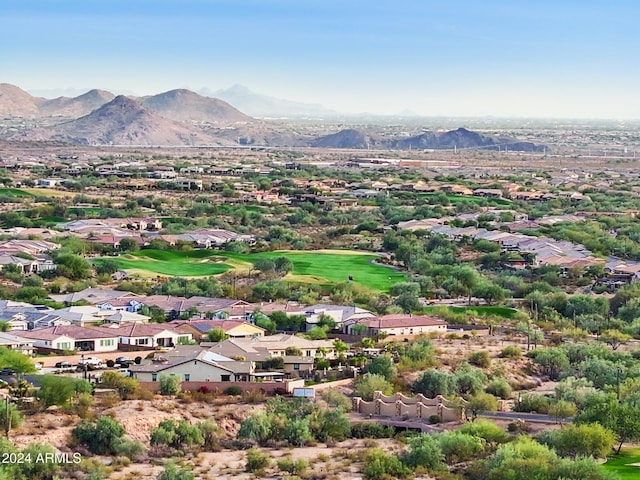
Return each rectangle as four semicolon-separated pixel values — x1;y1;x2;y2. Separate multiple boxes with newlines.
129;348;253;382
345;314;447;337
168;320;265;341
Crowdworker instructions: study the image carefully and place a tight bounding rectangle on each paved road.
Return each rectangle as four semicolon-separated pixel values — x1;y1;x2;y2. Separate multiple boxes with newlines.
479;411;571;424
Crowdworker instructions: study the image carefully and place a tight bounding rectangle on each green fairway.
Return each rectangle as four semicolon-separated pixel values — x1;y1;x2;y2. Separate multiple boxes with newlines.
424;305;520;319
98;249;405;291
230;250;406;291
602;448;640;479
94;249;233;277
0;188;35;197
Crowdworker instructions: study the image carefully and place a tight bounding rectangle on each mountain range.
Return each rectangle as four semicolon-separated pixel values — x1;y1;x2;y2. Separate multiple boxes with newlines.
0;83;545;151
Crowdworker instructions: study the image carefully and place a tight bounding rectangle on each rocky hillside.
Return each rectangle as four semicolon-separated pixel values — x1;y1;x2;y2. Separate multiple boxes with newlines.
23;95;220;145
139;89;253;124
38;89;116;117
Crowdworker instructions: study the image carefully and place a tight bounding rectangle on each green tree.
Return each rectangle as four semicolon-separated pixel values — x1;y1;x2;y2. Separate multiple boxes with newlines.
402;434;445;470
599;329;631;350
364;355;396;382
206;327;229;342
549;400;577;426
466;392;498;420
118;237;140;252
36;375;92;407
413;370;456;398
100;371;141;400
576;395;640;453
53;253;91;280
438;431;486;463
354;373;393;401
540;423;616;459
282;417;312;446
0;347;36;375
531;347;570;380
159;374;181;395
459;420;509;450
237;414;272;445
95;259;119;276
19;443;61;480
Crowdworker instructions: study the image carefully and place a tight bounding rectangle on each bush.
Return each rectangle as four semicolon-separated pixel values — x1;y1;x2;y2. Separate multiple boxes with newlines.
350;423;395;439
100;371;141;400
113;439;145;460
468;350;491;368
0;403;23;434
277;457;308;475
514;393;551;414
72;416;125;455
402;435;445;470
485;379;512;399
428;414;441;424
363;448;411;480
500;345;522;358
150;419;204;449
245;448;271;473
224;386;242;396
438;431;486;463
106;359;115;368
159;374;181;395
157;462;195;480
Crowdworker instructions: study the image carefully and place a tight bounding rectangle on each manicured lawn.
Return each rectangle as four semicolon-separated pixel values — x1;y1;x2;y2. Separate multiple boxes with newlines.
424;305;520;319
229;250;406;292
601;448;640;479
99;249;405;291
94;250;233;277
0;188;34;197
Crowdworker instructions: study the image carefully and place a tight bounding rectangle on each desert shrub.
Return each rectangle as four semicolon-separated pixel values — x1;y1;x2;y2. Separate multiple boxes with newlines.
76;392;94;418
485;379;512;399
150;419;204;449
277;457;308;475
106;359;115;368
224;386;242;396
437;431;486;463
320;389;352;410
245;448;271;473
350;423;395;439
0;402;23;434
500;345;522;358
468;350;491;368
113;439;145;460
363;448;411;480
403;434;445;470
36;375;92;407
159;374;181;395
428;414;441;424
100;371;141;400
514;393;551;414
157;462;195;480
71;416;125;455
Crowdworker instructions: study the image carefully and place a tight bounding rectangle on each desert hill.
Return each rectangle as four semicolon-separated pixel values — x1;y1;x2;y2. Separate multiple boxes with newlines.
139;89;253;124
313;127;545;152
38;89;116;118
0;83;44;117
23;95;219;145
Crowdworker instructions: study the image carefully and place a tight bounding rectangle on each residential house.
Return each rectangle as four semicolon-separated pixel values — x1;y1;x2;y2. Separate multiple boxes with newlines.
49;288;139;307
303;304;376;332
208;334;336;359
20;325;119;352
129;348;253;383
0;331;35;355
102;323;192;348
345;314;447;337
168;320;265;341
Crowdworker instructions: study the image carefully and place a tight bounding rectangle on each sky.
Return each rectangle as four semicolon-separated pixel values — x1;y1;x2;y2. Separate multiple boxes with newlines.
2;0;640;119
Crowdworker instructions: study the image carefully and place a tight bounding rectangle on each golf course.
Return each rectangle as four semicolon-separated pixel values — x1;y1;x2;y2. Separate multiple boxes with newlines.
95;249;406;292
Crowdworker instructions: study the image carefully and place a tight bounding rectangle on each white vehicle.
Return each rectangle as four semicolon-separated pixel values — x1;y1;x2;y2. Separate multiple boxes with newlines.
77;356;103;367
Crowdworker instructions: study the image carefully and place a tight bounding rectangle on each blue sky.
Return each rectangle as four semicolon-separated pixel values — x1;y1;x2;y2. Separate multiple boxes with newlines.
2;0;639;118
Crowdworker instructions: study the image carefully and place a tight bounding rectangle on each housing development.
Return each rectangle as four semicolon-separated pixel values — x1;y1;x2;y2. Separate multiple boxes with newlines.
1;82;640;480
